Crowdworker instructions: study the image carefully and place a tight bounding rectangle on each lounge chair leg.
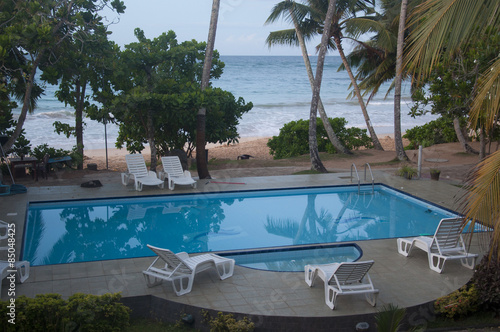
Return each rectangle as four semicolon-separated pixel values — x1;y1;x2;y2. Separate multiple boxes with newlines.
325;287;337;310
461;256;476;269
429;254;445;273
397;238;412;256
304;266;317;287
217;261;235;280
144;274;163;288
365;292;378;307
172;276;194;296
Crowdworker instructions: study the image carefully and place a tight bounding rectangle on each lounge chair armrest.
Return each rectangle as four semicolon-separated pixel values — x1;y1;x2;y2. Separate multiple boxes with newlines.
183;170;192;178
176;252;190;260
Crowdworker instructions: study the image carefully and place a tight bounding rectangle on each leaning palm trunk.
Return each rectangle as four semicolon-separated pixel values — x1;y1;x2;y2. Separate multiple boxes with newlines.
308;0;337;173
196;0;220;179
333;35;384;151
453;117;479;155
393;0;408;161
290;7;351;155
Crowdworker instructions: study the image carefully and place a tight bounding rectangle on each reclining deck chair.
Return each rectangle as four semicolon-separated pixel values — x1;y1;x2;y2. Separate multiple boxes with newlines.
159;156;197;190
143;245;235;296
397;217;478;273
304;260;378;310
1;260;30;295
121;154;164;192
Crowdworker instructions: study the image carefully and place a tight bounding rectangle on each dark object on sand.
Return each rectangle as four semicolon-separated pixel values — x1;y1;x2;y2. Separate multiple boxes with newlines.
87;163;98;171
81;180;102;188
237;154;254;160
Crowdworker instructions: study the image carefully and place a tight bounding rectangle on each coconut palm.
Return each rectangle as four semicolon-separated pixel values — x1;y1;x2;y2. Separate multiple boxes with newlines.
266;0;352;155
196;0;220;179
404;0;500;258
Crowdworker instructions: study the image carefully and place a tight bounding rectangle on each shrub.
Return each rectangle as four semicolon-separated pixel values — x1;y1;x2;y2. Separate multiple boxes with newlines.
403;117;460;149
202;311;254;332
434;285;479;319
0;293;130;331
471;254;500;315
267;117;372;159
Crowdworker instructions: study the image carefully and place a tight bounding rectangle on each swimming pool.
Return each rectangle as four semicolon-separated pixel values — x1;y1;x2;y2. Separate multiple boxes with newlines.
22;184;458;266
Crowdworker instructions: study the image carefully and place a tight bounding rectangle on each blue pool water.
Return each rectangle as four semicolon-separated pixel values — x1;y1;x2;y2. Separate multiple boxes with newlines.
22;184;458;266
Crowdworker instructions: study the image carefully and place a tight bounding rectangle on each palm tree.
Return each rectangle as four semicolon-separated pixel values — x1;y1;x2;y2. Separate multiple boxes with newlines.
196;0;220;179
404;0;500;258
309;0;384;150
308;0;337;172
266;0;352;155
393;0;409;161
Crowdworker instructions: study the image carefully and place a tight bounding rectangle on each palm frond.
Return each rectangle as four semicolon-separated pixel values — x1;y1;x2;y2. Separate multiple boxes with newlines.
459;150;500;259
266;29;301;48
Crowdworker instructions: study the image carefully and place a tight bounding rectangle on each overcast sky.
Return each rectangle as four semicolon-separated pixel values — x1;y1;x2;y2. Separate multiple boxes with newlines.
102;0;325;56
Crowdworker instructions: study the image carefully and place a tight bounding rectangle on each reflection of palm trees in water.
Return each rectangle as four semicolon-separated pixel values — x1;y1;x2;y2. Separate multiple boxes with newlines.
265;193;379;245
30;197;232;265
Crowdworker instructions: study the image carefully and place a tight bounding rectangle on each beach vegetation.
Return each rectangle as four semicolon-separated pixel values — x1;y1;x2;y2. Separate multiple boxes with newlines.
403;117;460;149
99;29;251;172
0;0;126;155
267;117;372;159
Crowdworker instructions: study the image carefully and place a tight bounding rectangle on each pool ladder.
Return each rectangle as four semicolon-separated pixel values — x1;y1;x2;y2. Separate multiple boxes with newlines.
350;163;375;194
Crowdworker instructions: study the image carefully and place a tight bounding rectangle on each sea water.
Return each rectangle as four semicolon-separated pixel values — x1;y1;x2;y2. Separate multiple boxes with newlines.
14;56;437;150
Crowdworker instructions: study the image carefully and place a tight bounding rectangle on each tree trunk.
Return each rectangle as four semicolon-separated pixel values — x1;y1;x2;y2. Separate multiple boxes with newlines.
479;126;486;160
453;117;479;154
290;6;351;155
196;0;220;179
2;52;44;152
394;0;409;161
147;109;157;172
308;0;336;173
333;35;384;151
76;80;85;170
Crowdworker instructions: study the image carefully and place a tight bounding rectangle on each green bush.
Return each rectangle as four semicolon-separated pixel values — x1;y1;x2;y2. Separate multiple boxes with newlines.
267;117;372;159
434;285;479;319
0;293;130;331
403;117;461;149
471;255;500;315
31;144;72;160
202;311;254;332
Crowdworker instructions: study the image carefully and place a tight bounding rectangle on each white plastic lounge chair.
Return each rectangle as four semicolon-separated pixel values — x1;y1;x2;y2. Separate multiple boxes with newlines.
1;260;30;294
304;260;378;310
143;244;235;296
0;220;9;251
158;156;197;190
121;154;164;191
397;217;478;273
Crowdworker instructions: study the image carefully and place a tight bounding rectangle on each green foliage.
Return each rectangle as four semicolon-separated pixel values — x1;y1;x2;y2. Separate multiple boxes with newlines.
434;285;479;319
202;311;254;332
10;133;31;157
471;255;500;315
403;117;459;149
397;164;418;179
31;144;71;160
0;293;130;331
267;117;372;159
375;303;406;332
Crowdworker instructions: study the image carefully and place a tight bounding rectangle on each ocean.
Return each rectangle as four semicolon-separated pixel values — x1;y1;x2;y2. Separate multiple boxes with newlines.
14;55;437;151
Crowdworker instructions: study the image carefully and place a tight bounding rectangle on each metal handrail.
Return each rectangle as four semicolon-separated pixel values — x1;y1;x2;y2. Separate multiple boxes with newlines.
350;163;360;194
364;163;374;193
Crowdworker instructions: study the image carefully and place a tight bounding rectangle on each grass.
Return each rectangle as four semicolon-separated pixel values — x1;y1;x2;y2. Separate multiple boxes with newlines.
424;311;500;330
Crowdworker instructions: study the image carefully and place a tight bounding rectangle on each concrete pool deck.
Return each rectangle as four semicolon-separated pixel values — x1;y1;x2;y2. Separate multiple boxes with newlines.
0;170;485;331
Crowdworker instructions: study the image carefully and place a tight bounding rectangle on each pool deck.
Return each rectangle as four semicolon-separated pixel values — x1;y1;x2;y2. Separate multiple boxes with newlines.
0;170;485;331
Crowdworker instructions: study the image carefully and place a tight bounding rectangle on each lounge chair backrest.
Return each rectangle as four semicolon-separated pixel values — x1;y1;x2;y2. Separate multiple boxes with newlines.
125;154;149;178
147;245;192;274
328;260;374;286
431;218;464;252
161;156;184;177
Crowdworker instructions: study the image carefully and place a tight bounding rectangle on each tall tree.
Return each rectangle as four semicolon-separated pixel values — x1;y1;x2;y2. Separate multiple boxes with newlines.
266;0;352;155
0;0;125;153
393;0;408;161
308;0;337;172
405;0;500;259
196;0;220;179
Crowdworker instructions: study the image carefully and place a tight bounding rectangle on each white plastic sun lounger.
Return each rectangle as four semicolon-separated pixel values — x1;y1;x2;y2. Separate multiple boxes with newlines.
397;217;478;273
143;245;235;296
1;260;30;295
121;154;164;191
304;260;378;310
158;156;197;190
